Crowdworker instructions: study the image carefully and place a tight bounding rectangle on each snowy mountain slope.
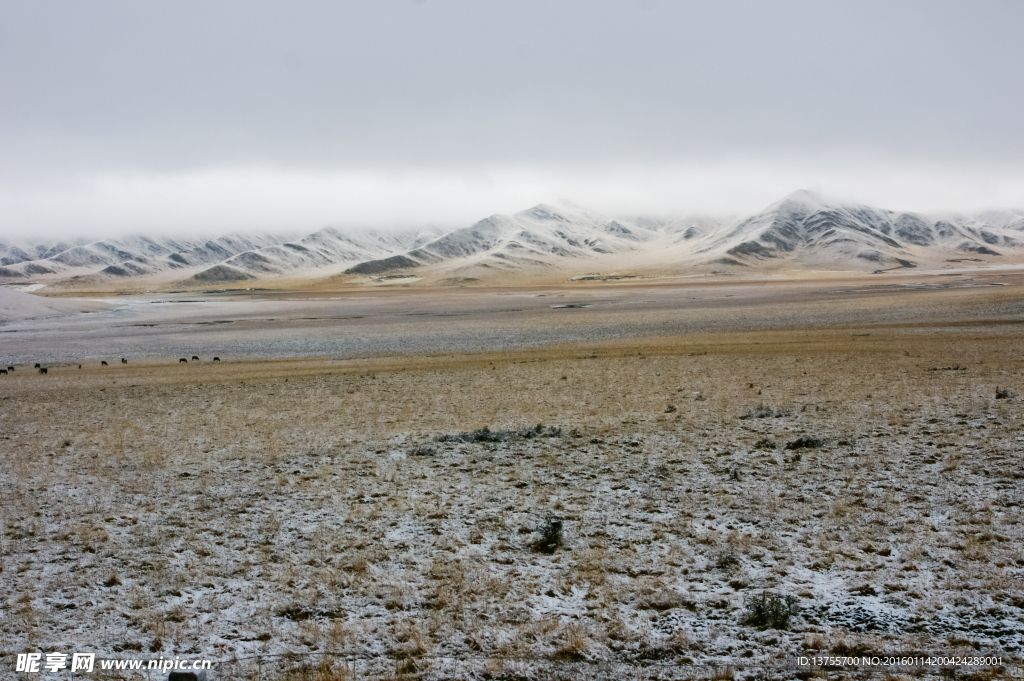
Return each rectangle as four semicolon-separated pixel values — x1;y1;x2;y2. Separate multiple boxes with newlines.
0;233;287;280
345;204;665;276
340;192;1024;278
211;226;447;279
0;224;445;284
675;190;1020;270
2;192;1023;287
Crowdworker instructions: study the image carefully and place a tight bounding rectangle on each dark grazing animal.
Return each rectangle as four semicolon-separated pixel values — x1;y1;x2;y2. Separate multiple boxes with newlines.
121;358;127;364
192;355;199;361
101;361;108;366
179;358;188;363
38;367;47;374
7;366;13;372
213;357;220;362
0;369;7;375
34;363;40;368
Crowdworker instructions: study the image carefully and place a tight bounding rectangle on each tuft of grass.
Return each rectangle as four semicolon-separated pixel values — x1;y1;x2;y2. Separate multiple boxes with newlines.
716;551;740;571
711;667;735;681
743;592;799;630
552;623;590;661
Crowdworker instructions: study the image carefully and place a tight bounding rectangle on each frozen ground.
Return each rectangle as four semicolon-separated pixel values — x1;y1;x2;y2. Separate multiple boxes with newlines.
1;277;1023;679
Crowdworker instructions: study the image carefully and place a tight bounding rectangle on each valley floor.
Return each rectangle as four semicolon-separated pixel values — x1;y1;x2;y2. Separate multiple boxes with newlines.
1;277;1024;679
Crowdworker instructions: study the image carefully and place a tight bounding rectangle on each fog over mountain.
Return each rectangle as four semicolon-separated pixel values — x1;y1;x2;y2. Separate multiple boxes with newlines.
3;2;1024;239
3;191;1022;290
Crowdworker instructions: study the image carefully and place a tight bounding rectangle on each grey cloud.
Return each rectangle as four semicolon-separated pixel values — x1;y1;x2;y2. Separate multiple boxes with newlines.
1;0;1023;236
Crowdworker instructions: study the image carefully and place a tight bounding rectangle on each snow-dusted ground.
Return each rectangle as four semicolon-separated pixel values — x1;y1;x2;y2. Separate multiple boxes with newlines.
3;269;1024;365
1;283;1023;680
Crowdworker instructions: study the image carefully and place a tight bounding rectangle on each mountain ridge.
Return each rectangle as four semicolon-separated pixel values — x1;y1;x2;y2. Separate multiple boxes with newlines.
3;191;1023;290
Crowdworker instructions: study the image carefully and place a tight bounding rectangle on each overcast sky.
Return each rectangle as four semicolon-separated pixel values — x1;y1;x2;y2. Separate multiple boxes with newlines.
2;0;1024;238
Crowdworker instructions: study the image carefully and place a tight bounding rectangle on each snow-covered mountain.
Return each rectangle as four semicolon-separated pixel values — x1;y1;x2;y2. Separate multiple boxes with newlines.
2;191;1023;289
681;190;1019;269
345;204;669;276
0;233;287;281
0;226;445;286
343;192;1024;277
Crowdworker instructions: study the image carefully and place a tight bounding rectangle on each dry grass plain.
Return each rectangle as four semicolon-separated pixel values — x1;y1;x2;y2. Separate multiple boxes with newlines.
2;278;1024;679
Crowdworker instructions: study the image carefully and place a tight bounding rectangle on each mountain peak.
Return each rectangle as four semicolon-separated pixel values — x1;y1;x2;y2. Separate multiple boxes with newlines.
776;189;828;210
516;203;571;222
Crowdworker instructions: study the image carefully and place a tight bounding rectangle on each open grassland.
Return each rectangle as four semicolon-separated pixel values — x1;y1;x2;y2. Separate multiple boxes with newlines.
2;312;1024;678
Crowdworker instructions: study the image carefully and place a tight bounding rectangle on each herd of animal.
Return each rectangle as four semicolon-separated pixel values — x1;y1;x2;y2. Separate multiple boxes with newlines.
0;356;221;375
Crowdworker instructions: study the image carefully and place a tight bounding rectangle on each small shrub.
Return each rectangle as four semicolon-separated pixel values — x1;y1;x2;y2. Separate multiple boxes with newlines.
665;404;677;413
532;516;563;554
409;446;436;456
785;436;826;450
995;387;1011;399
753;438;777;451
716;552;740;571
743;591;799;629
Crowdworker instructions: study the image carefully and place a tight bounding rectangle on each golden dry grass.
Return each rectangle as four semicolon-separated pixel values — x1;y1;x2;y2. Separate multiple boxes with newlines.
2;309;1024;679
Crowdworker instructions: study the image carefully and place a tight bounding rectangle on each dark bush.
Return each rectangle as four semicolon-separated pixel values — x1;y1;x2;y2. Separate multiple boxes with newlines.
995;387;1011;399
532;516;563;554
437;426;505;443
753;438;777;451
744;592;799;629
785;436;826;450
409;446;437;456
436;423;564;443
